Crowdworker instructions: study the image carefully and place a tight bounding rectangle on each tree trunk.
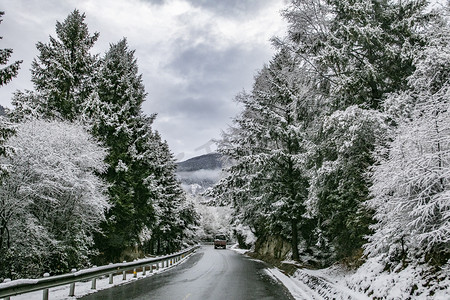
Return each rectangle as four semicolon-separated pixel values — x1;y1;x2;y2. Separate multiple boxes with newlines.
291;219;300;261
149;239;154;255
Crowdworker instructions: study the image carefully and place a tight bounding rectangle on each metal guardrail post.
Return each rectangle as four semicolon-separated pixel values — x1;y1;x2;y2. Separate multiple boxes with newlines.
42;273;50;300
68;269;77;297
91;266;97;289
91;277;96;290
2;279;10;300
122;262;127;280
108;263;113;284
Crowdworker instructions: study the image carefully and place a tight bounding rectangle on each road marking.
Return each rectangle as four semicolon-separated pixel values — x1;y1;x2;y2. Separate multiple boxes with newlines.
182;293;191;300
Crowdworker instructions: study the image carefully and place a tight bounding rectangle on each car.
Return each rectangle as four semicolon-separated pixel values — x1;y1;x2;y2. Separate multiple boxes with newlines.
214;234;227;249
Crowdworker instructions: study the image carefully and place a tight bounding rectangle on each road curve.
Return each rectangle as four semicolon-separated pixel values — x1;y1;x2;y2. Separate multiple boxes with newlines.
80;246;294;300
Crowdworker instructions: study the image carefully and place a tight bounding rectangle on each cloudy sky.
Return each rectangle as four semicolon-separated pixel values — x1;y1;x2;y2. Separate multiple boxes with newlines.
1;0;288;161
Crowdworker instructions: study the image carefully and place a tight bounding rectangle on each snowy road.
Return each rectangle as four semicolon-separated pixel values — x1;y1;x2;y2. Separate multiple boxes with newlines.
80;246;294;300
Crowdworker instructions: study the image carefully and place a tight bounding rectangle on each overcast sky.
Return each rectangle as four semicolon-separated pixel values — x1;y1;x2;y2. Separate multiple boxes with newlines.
1;0;288;161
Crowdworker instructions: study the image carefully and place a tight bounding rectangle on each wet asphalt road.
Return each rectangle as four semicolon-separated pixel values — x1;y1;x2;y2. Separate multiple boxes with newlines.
80;246;294;300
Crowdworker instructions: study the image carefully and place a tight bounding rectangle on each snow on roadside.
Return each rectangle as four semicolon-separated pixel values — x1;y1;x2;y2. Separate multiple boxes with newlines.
8;252;196;300
229;243;252;255
265;267;323;299
274;259;450;300
346;257;450;300
266;266;371;300
236;246;449;299
232;246;369;299
290;266;370;300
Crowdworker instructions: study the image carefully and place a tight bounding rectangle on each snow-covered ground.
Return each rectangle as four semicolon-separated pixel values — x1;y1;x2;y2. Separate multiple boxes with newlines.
228;243;252;255
264;265;371;299
6;251;196;300
230;246;450;300
347;258;450;300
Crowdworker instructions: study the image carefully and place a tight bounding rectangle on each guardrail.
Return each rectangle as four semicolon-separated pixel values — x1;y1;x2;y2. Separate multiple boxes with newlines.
0;245;200;300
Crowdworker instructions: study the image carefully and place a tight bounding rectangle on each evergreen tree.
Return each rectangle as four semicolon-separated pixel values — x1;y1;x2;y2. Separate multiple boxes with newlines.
0;11;22;86
12;10;99;121
212;49;318;260
86;38;151;260
308;106;387;261
278;0;432;263
282;0;430;109
87;38;193;260
0;11;21;260
147;132;197;254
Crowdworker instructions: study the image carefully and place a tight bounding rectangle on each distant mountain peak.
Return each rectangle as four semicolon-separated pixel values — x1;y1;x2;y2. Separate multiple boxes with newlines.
177;152;222;172
176;153;223;195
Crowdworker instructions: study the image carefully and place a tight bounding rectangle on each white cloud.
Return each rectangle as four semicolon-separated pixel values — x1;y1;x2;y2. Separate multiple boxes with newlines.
1;0;287;160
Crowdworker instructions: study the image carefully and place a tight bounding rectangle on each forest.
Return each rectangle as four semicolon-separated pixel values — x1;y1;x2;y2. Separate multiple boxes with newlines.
209;0;449;295
0;10;198;280
0;1;449;297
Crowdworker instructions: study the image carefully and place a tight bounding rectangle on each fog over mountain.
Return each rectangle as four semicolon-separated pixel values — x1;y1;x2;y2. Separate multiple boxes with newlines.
176;153;223;195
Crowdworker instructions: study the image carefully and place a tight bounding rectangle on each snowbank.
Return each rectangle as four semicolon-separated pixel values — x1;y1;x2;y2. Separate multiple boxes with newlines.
233;247;449;300
346;258;450;300
281;259;450;300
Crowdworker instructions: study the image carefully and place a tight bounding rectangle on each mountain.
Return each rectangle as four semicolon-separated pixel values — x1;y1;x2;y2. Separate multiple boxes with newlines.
176;153;223;195
177;153;222;172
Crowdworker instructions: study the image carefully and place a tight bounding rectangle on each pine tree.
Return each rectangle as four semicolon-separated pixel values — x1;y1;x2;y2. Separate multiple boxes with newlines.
147;132;196;254
0;11;22;86
0;11;21;259
212;49;318;260
12;10;99;121
86;38;150;260
87;38;192;260
308;106;387;261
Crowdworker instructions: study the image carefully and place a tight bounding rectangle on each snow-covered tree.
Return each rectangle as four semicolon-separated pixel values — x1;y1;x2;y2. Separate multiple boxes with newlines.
146;133;198;254
307;106;387;261
282;0;430;110
366;16;450;267
11;10;99;121
84;38;152;260
86;38;194;259
212;49;319;260
275;0;434;264
0;11;21;177
0;120;109;279
0;11;22;86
